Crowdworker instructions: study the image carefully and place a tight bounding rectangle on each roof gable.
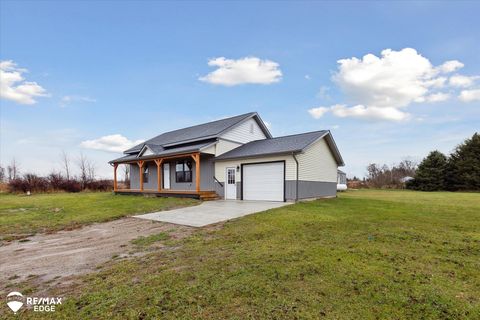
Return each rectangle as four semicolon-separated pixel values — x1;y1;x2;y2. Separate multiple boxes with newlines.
137;144;158;157
215;130;344;166
124;112;271;154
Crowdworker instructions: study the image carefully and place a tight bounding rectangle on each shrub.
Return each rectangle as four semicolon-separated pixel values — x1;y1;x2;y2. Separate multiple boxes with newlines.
8;174;49;193
85;179;113;192
24;174;49;192
60;180;82;193
47;173;64;191
8;178;29;193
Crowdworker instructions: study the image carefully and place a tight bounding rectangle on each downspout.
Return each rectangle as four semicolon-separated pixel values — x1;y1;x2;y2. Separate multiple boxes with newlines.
292;153;299;202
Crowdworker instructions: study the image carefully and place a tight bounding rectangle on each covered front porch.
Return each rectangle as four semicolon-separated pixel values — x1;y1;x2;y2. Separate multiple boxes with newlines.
112;152;219;200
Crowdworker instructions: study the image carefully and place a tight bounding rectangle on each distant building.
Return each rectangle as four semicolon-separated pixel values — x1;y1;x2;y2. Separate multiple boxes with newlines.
400;176;414;183
337;170;347;191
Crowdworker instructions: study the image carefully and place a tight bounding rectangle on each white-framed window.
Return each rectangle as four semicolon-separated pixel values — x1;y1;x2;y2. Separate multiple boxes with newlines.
175;160;192;182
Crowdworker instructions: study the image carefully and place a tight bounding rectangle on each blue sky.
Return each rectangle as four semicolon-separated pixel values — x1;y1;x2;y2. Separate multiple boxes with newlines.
1;1;479;178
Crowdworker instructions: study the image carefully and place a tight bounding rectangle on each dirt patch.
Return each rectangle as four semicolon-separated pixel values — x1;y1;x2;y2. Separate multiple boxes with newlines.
0;217;193;292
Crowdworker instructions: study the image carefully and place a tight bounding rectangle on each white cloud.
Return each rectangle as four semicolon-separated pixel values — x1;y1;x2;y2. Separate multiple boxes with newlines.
305;75;311;80
333;48;453;110
0;60;49;105
309;48;479;122
449;74;479;88
80;134;144;153
330;104;410;122
308;106;329;119
422;92;451;103
60;95;96;107
199;56;282;86
437;60;464;73
458;89;480;102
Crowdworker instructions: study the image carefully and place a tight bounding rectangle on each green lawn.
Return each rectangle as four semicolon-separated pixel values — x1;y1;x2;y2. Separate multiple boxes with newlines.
5;190;480;319
0;192;197;241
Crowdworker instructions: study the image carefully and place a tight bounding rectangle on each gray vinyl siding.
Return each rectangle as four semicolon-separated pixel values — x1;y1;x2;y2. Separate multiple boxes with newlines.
216;180;335;201
286;180;337;200
130;163;157;190
213;180;225;198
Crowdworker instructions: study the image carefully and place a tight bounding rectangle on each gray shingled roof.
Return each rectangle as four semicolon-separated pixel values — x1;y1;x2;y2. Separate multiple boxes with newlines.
110;141;214;163
215;131;329;160
124;112;270;154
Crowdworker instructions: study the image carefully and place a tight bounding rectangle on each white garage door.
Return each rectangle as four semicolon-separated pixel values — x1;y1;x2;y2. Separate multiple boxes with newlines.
243;162;284;201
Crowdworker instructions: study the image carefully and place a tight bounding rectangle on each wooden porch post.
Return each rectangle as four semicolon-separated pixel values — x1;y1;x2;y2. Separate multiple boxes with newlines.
113;163;118;192
138;160;144;191
191;153;200;193
154;159;163;192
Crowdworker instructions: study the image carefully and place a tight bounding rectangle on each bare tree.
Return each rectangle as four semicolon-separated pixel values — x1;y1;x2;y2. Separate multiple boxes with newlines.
0;164;5;182
122;164;130;188
7;158;20;181
77;153;88;188
86;159;96;182
60;150;71;180
122;164;130;182
366;160;418;189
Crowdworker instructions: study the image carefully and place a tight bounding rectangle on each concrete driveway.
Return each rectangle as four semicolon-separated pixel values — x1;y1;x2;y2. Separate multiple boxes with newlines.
134;200;290;227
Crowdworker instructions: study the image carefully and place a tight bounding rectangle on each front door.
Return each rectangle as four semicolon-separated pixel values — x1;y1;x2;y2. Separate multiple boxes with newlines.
225;167;236;200
163;163;170;189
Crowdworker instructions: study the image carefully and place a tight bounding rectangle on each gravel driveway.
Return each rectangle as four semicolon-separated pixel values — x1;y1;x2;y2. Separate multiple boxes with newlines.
0;218;192;291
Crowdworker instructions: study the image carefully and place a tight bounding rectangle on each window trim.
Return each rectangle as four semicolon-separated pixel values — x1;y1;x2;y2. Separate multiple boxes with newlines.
175;160;193;183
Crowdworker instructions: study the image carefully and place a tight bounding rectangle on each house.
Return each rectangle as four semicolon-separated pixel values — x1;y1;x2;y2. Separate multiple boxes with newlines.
337;169;347;191
109;112;344;201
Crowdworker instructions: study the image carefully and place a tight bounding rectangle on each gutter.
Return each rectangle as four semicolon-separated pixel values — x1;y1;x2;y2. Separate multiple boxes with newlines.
292;152;299;202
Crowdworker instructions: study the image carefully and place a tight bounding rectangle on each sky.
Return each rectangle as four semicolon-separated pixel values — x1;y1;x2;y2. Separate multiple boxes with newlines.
1;1;479;179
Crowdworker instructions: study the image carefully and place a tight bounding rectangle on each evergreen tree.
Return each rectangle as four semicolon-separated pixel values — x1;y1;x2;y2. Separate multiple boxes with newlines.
445;133;480;191
407;150;447;191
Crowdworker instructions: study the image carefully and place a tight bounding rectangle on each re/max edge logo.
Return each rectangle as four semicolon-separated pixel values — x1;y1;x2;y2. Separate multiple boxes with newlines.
6;292;63;314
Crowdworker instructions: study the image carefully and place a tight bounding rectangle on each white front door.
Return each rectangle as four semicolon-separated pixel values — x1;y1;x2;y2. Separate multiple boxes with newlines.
225;167;237;200
163;163;170;189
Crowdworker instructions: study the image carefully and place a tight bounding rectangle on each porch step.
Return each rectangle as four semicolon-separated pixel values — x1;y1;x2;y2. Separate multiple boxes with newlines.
199;191;220;201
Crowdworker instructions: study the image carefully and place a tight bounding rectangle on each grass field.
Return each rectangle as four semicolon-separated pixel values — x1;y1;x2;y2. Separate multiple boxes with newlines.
4;190;480;319
0;192;197;241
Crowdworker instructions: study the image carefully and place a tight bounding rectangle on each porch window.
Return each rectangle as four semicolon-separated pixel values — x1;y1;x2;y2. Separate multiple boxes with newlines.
143;166;149;183
175;160;192;182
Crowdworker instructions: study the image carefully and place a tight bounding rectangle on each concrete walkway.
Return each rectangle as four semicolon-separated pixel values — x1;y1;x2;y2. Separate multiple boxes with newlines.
134;200;291;227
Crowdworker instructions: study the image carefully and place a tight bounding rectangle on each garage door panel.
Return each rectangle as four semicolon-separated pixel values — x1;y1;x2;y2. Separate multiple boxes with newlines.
243;162;284;201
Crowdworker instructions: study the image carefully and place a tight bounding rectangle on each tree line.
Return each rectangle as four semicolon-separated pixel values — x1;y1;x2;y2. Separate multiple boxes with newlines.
353;132;479;191
363;160;417;189
0;151;113;193
407;133;480;191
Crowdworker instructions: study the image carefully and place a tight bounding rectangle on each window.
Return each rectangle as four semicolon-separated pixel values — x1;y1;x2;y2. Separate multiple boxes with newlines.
249;122;254;134
227;169;235;184
175;160;192;182
143;166;149;183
